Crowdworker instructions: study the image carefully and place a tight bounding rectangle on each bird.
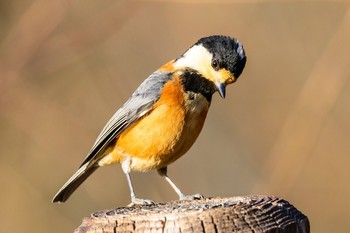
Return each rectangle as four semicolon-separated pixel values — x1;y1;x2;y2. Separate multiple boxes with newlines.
52;35;246;205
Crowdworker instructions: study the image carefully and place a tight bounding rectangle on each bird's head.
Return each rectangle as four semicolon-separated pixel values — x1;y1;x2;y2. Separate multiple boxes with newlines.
174;35;246;98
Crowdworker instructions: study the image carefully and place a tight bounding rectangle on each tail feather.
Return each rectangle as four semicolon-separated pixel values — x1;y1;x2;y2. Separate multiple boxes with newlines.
52;164;98;203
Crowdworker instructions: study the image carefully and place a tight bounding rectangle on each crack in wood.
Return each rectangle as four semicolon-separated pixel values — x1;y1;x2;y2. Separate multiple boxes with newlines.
75;196;309;233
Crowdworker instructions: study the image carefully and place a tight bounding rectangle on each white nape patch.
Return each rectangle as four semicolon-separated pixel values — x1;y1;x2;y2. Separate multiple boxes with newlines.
174;44;213;77
236;39;245;60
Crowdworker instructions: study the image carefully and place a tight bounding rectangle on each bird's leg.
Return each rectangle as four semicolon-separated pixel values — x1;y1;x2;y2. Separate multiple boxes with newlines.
157;167;185;199
121;158;155;206
157;167;204;200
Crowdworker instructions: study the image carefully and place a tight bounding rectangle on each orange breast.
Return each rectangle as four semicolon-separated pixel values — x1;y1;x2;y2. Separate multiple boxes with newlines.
104;75;209;171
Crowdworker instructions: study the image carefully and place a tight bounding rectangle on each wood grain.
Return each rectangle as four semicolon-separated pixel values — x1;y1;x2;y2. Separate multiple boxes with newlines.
75;196;309;233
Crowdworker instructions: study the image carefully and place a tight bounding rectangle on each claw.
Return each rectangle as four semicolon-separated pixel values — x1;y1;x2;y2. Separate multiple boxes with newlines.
180;193;204;201
128;197;155;207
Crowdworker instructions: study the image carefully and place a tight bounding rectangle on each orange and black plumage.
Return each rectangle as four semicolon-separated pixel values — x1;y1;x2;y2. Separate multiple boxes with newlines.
53;35;246;205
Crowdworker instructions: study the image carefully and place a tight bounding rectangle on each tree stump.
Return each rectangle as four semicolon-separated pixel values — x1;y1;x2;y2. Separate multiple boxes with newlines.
75;196;309;233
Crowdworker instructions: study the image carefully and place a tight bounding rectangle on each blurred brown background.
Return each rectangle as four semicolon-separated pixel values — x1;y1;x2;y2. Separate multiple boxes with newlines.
1;0;349;232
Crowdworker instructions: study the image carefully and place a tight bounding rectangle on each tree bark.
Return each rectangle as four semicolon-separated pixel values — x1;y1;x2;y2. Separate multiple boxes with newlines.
75;196;309;233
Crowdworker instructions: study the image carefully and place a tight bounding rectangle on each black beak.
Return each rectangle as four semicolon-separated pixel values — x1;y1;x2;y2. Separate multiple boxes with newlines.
215;82;226;99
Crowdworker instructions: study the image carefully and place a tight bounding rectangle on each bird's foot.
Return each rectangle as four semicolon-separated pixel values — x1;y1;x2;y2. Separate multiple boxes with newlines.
128;197;155;207
179;193;204;201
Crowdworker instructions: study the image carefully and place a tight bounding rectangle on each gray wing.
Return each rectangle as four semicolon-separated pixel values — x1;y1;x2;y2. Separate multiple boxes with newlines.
80;70;173;167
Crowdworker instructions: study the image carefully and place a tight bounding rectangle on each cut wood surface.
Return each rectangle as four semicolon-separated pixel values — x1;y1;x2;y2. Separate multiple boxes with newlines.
75;196;309;233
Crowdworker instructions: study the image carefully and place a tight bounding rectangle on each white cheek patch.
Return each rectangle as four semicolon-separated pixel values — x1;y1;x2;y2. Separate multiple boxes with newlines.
174;45;213;77
174;44;233;84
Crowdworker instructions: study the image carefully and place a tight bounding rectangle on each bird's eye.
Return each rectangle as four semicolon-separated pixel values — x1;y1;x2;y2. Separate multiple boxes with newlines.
211;59;220;70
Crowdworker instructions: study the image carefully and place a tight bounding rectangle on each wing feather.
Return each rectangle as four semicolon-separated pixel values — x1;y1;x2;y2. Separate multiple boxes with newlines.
79;70;173;167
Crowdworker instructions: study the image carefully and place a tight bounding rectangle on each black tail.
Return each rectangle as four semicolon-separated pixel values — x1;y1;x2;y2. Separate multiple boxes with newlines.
52;163;98;203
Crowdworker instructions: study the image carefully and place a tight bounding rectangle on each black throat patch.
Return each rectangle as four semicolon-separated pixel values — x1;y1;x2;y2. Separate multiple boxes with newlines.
179;69;216;102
